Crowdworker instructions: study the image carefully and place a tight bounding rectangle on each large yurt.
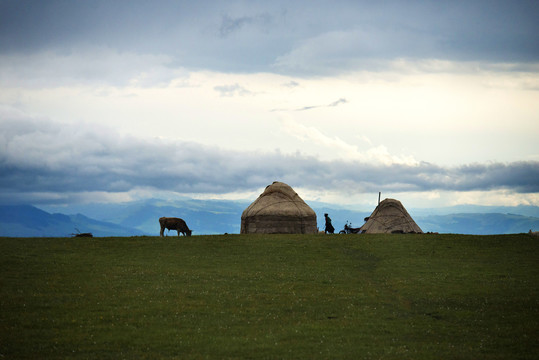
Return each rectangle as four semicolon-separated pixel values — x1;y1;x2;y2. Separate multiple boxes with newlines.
241;181;318;234
360;198;423;234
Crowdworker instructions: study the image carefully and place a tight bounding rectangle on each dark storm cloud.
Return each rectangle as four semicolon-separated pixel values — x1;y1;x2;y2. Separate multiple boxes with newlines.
1;114;537;204
0;0;537;79
0;0;200;54
219;13;272;37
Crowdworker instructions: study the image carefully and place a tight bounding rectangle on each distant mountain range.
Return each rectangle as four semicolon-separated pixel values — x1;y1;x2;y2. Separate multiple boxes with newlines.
415;213;539;235
0;205;145;237
1;199;538;237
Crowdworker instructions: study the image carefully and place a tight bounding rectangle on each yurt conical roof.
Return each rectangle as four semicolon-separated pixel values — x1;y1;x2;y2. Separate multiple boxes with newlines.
241;181;317;234
360;198;423;234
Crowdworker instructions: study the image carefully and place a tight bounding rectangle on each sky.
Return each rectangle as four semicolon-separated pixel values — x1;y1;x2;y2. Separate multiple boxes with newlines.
1;0;538;210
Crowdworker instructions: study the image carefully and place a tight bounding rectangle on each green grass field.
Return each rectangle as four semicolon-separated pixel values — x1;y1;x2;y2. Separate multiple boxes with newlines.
1;234;537;359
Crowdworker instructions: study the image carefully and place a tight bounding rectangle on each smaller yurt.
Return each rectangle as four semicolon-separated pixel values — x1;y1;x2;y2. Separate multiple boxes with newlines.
241;181;317;234
360;198;423;234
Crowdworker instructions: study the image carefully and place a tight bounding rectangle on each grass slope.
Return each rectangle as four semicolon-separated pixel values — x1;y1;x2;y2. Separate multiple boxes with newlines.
1;234;537;359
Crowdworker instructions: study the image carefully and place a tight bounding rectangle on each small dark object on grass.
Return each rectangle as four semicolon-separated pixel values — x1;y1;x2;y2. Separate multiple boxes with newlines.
73;233;93;237
71;228;93;237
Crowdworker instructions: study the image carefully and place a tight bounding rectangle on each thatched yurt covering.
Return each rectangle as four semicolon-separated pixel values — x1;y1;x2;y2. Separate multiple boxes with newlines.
241;181;318;234
360;198;423;234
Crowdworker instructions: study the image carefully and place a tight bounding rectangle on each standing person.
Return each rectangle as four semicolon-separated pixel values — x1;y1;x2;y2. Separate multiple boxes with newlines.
324;213;335;234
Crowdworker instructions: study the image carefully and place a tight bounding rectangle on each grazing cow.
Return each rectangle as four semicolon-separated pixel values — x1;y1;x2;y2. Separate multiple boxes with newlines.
159;217;192;237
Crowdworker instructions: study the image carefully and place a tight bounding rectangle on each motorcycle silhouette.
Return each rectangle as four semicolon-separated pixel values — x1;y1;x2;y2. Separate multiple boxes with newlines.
339;221;361;234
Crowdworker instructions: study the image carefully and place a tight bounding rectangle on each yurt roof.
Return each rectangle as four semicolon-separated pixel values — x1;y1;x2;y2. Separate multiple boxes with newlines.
360;198;423;234
241;181;316;218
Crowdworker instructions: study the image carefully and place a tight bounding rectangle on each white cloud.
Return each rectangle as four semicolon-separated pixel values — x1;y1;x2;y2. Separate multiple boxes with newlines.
214;83;253;97
0;49;185;88
2;62;537;168
450;190;539;207
280;116;419;166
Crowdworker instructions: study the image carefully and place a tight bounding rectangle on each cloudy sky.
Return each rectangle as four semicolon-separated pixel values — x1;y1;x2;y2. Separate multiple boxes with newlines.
1;0;538;209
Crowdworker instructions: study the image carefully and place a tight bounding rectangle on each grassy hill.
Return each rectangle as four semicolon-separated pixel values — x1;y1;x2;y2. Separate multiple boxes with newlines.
1;233;537;359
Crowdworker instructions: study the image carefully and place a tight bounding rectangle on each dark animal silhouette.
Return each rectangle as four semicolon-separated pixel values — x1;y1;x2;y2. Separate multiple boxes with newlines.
72;232;93;237
159;217;192;237
71;228;93;237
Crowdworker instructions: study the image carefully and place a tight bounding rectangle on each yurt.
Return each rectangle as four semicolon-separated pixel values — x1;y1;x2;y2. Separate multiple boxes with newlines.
360;198;423;234
241;181;318;234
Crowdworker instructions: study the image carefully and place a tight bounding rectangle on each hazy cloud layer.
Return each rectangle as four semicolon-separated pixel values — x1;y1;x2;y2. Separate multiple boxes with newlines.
1;115;537;204
1;0;537;82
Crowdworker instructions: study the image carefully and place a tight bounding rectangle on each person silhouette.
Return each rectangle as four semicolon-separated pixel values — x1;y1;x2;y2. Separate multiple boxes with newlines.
324;213;335;234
